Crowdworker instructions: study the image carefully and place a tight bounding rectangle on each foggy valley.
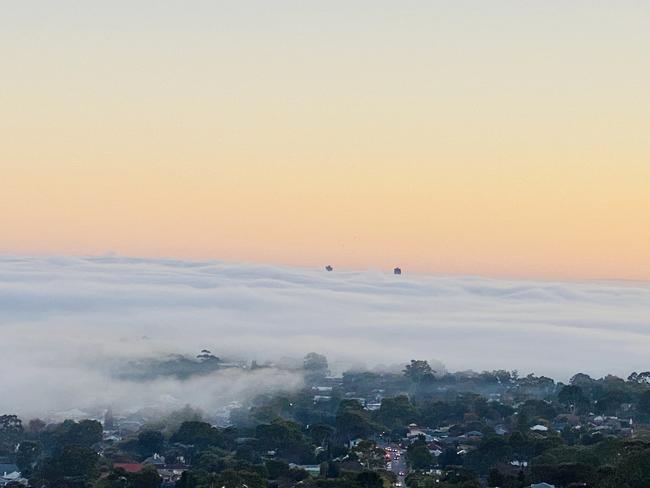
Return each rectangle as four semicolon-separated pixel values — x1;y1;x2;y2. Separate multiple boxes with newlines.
1;255;648;418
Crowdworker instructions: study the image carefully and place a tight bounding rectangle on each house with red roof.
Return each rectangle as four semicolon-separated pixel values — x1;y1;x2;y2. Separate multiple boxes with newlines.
113;463;144;473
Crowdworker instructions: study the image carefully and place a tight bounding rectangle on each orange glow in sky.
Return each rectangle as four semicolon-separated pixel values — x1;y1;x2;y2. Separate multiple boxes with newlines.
1;2;648;279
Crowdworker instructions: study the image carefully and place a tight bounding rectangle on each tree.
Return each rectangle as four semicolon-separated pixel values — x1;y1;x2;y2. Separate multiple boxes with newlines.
308;423;334;446
407;436;433;470
16;440;41;477
36;445;98;486
408;444;433;470
215;469;266;488
194;448;229;472
404;360;434;383
266;459;291;480
628;371;650;384
638;390;650;417
595;390;629;416
55;419;103;448
519;399;557;421
558;385;589;412
256;419;304;449
137;430;165;457
356;471;383;488
487;468;504;487
207;471;220;488
256;419;313;463
0;415;23;455
336;409;374;444
132;466;162;488
405;473;438;488
171;421;222;449
570;373;594;387
352;440;385;470
177;470;200;488
467;436;512;472
419;401;466;427
27;419;46;435
437;468;480;488
602;447;650;488
377;396;417;429
438;447;461;468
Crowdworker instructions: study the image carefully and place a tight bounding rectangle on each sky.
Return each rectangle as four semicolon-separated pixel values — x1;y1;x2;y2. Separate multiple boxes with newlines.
1;255;650;416
1;1;649;279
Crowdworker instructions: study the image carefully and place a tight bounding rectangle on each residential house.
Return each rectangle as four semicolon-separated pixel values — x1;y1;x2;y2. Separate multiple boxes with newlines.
156;464;188;486
0;467;28;488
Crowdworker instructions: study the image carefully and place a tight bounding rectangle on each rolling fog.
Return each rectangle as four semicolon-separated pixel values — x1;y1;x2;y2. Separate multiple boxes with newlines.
1;255;649;418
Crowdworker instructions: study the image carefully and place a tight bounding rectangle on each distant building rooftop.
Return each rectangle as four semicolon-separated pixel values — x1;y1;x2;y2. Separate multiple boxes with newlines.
114;463;144;473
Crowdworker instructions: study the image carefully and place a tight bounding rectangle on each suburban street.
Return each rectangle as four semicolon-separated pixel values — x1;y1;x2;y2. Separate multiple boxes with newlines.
383;443;408;487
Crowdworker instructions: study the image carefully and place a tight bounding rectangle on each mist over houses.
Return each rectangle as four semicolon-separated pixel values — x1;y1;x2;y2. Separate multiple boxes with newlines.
3;352;650;488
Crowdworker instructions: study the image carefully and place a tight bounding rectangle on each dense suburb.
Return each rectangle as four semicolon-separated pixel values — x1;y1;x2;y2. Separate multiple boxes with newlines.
3;354;650;488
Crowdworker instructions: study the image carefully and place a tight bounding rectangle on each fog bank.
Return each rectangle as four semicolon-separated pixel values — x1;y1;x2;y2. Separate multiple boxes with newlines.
1;255;649;417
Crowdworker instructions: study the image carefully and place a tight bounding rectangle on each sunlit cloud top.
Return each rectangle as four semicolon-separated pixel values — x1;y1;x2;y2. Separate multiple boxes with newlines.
1;255;649;416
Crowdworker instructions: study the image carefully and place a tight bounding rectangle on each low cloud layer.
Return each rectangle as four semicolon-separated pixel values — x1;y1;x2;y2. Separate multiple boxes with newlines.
1;255;649;417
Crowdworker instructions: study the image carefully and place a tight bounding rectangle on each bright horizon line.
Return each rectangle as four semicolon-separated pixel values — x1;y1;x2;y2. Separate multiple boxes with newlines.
5;251;649;286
